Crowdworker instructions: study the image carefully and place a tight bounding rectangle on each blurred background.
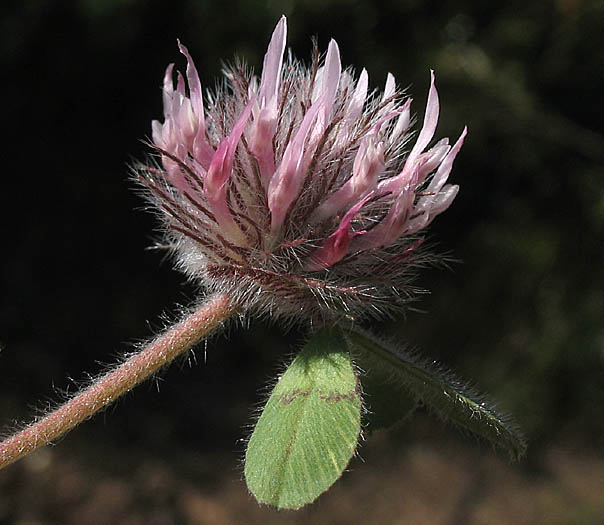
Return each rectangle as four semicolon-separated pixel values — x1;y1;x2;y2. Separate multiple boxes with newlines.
1;0;603;523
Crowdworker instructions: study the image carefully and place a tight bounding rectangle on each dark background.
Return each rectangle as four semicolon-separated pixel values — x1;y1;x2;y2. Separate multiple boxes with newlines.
1;1;603;523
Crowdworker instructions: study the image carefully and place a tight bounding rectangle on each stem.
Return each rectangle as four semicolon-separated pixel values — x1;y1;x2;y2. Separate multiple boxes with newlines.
0;293;237;471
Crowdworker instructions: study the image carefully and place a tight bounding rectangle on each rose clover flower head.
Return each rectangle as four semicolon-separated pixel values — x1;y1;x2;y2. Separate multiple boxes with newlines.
141;15;467;322
0;16;527;502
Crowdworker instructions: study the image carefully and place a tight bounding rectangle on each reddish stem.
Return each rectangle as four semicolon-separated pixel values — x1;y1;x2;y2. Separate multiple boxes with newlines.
0;293;236;470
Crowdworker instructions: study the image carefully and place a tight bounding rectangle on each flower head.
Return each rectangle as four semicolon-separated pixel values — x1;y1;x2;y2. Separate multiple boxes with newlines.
140;16;466;321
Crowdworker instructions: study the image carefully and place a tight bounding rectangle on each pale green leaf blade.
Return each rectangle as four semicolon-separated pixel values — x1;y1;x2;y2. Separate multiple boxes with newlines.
347;328;527;460
245;328;361;510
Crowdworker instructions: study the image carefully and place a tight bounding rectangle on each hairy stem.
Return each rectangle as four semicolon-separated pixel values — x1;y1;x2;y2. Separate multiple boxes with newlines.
0;293;237;471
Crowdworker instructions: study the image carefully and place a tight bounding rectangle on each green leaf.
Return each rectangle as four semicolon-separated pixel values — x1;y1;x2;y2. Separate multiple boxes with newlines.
355;348;418;431
245;328;361;510
346;328;527;460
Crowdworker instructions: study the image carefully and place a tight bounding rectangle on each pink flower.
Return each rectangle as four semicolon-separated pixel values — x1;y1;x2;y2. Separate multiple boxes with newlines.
140;16;466;321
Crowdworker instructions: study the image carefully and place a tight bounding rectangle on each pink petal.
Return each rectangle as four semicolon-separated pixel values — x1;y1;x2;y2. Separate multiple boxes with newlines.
319;39;341;131
390;98;412;142
177;41;214;169
311;133;384;222
427;126;467;193
404;127;466;234
354;166;418;250
378;73;397;118
382;72;396;102
268;98;324;234
249;104;278;186
258;15;287;107
177;41;205;129
162;64;175;119
248;16;287;187
409;70;440;164
430;184;459;214
346;68;368;123
305;194;372;271
380;187;416;246
175;71;186;96
151;119;164;148
406;184;459;235
378;71;440;195
177;97;197;144
204;99;254;235
415;138;450;186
